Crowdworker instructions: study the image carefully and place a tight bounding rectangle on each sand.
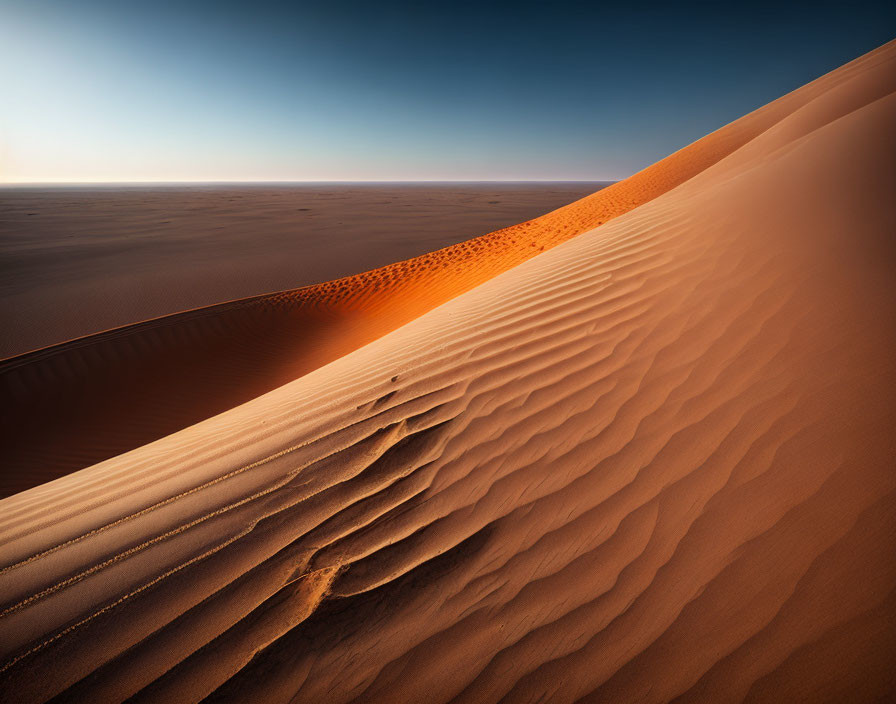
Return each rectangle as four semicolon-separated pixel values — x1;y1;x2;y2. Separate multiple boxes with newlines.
0;39;894;704
0;183;610;359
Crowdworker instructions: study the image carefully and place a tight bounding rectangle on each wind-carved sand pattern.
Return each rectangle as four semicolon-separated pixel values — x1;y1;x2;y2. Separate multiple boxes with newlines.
1;40;895;703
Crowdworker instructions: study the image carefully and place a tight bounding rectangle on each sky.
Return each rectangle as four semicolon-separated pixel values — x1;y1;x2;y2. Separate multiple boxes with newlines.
1;0;893;183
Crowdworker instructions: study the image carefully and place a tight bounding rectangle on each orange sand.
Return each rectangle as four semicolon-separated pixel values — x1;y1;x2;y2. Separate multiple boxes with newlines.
0;39;894;704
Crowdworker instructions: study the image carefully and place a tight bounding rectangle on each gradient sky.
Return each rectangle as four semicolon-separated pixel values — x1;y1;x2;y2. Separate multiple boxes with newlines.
1;0;893;182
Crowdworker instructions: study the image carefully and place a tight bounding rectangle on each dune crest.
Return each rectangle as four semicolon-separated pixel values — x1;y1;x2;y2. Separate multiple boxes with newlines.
5;43;895;493
1;40;895;703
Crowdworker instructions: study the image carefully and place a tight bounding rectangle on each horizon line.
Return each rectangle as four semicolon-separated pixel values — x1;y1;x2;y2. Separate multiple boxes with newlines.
0;178;621;187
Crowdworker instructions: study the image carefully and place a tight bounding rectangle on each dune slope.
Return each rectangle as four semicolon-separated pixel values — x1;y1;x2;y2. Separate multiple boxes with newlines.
0;41;894;703
4;44;894;494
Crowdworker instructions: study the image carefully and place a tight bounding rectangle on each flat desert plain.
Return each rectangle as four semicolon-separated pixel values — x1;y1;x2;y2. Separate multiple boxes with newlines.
0;40;894;704
0;183;609;359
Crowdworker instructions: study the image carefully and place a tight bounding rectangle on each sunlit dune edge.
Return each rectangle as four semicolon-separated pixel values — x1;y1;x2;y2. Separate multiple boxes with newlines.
0;39;894;703
5;43;893;494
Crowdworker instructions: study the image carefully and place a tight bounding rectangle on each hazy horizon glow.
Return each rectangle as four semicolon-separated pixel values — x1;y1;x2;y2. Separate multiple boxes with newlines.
2;0;893;183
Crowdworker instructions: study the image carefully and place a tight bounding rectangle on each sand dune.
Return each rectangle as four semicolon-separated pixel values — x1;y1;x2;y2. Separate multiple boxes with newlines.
7;43;896;493
0;40;894;703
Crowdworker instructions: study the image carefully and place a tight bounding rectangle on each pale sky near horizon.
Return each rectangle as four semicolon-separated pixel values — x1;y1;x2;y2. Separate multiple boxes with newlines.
1;0;893;183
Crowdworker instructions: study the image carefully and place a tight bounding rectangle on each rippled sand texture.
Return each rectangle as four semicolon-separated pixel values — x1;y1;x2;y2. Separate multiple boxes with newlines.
1;40;895;703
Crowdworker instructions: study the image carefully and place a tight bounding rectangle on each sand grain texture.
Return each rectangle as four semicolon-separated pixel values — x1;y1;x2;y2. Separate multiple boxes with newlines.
0;41;895;704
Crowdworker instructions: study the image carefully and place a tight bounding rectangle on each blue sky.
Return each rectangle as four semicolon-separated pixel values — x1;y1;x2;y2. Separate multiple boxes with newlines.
1;0;893;182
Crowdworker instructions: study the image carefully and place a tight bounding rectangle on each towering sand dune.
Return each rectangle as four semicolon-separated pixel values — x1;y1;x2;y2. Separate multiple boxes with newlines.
6;44;896;493
1;40;895;703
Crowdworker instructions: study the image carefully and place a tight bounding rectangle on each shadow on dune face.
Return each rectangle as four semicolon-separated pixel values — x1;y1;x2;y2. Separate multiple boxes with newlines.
0;302;357;497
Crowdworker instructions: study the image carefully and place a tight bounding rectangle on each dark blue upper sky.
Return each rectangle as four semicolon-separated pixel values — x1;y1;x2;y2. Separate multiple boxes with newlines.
2;0;893;181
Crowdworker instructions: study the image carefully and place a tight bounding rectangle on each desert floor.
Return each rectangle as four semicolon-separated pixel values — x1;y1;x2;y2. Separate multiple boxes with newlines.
0;182;609;358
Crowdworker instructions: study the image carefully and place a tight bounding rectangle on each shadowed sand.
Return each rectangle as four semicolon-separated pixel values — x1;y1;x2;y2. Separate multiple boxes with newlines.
0;40;895;703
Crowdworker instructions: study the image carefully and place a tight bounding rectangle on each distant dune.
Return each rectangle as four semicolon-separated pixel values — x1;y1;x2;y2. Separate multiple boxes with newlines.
0;183;611;359
1;40;894;704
